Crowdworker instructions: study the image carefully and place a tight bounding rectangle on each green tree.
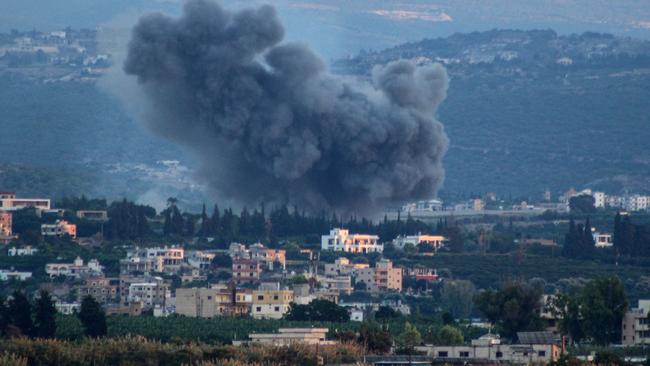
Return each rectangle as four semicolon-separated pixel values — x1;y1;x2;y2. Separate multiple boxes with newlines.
580;276;627;345
285;299;349;322
551;293;584;344
437;325;464;345
358;322;392;354
474;282;543;340
78;296;107;338
7;291;33;337
569;194;596;214
397;322;422;354
440;280;476;319
33;290;56;338
374;306;400;320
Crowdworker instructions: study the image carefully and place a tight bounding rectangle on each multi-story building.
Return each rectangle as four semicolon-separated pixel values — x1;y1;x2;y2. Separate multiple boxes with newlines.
592;230;613;248
324;257;369;277
175;286;250;318
355;259;403;292
127;281;168;309
120;257;162;275
242;328;334;346
127;247;184;273
593;191;606;208
249;243;286;270
45;257;103;278
0;212;12;237
251;286;294;319
232;259;262;283
420;332;561;364
41;220;77;238
55;301;81;315
392;234;446;250
622;300;650;345
0;192;50;211
319;275;353;295
186;250;216;270
77;276;118;304
321;228;382;254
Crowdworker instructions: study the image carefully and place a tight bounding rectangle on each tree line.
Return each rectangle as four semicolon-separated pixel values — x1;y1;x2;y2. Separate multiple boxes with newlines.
0;290;107;339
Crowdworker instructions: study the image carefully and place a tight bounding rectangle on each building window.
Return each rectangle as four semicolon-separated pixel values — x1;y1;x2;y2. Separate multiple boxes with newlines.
459;351;469;358
274;306;280;312
538;351;546;357
273;295;279;300
496;352;503;358
256;307;261;312
257;295;264;301
438;351;448;357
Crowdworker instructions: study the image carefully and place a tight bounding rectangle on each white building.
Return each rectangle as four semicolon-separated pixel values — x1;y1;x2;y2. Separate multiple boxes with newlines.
593;192;606;208
392;234;446;250
127;247;184;273
55;302;81;315
0;192;50;211
592;230;613;248
0;269;32;281
45;257;103;278
7;245;38;256
321;228;382;254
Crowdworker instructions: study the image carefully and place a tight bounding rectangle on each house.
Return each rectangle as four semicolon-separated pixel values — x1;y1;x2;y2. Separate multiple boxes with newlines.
0;211;13;238
324;257;369;277
7;245;38;256
592;229;613;248
242;328;335;346
41;220;77;238
126;247;184;273
45;257;103;278
0;269;32;281
406;266;439;282
393;234;446;251
419;332;561;364
120;256;162;275
321;228;382;253
251;285;293;319
0;192;50;211
186;250;216;270
55;301;80;315
355;259;403;292
622;300;650;345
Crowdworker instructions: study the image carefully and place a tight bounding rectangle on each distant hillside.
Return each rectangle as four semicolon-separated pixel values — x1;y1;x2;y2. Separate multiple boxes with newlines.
2;29;650;204
334;29;650;198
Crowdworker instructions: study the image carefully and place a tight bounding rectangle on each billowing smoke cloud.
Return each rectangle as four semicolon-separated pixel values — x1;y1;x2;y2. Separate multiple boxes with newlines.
123;0;449;213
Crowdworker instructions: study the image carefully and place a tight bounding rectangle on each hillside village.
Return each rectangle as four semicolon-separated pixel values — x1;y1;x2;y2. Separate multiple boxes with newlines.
0;187;649;364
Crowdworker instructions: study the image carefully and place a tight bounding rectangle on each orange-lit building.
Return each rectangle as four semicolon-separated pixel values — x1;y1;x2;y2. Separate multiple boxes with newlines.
41;220;77;238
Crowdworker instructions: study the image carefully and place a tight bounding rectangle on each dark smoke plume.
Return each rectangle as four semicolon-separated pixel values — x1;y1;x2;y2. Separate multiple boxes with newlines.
123;0;449;213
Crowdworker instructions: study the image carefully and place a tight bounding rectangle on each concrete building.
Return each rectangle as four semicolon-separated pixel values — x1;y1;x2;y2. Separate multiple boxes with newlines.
175;286;250;318
244;328;334;346
321;228;382;253
419;332;561;364
622;300;650;345
0;269;32;281
120;257;162;275
249;243;286;270
127;247;184;273
232;259;262;283
593;191;606;208
186;250;216;270
0;192;50;211
251;287;293;319
355;259;403;292
324;257;369;277
392;234;446;250
77;276;118;304
45;257;103;278
41;220;77;238
127;281;168;308
55;301;80;315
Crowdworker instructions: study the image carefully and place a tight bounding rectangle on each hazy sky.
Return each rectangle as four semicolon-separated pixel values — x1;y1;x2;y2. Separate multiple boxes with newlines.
3;0;650;58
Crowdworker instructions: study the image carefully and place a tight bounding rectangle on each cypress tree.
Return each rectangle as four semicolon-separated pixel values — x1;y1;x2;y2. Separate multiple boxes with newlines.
78;296;107;338
33;290;56;338
8;290;33;337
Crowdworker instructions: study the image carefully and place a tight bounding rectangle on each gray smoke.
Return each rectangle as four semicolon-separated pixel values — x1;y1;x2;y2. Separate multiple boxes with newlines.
123;0;449;213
